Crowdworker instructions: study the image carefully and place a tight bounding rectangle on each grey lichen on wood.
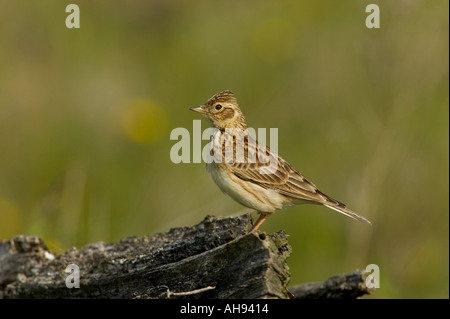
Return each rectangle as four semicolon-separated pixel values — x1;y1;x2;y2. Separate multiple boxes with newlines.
0;213;373;299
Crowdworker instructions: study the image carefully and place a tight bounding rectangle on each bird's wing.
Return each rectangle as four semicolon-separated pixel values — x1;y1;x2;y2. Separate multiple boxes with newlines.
221;131;325;202
222;131;371;225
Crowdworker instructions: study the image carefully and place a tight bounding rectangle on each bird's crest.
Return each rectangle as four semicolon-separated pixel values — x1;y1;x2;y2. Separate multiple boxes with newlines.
206;90;236;106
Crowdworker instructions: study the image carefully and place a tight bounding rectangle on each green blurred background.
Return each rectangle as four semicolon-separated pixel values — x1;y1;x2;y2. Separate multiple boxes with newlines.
0;1;448;298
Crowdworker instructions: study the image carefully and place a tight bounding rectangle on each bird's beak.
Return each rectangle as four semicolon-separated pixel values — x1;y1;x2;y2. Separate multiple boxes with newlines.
190;105;206;114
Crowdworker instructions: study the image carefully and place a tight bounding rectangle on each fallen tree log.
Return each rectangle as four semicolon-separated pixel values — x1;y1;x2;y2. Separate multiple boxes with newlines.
288;270;373;299
0;213;373;299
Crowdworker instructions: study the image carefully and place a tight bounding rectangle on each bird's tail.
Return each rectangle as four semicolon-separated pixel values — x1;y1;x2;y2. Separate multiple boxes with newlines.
323;203;372;225
312;188;371;225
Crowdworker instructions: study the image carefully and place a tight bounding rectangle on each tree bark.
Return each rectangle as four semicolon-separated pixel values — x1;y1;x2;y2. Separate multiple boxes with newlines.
0;213;373;299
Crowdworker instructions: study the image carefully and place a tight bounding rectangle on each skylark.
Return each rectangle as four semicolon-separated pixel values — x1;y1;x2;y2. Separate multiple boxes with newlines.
190;90;371;231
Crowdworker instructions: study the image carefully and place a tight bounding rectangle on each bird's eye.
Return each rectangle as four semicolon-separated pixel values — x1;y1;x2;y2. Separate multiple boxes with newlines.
215;104;222;110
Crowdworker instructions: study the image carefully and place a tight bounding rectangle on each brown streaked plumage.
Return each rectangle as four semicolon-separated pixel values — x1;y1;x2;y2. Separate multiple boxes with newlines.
190;90;371;231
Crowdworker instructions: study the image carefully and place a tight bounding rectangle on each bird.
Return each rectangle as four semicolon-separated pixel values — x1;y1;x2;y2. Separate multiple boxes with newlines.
190;90;371;231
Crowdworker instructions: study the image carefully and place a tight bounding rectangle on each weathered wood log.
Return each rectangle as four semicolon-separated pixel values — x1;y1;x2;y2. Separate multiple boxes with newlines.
0;213;372;299
288;270;374;299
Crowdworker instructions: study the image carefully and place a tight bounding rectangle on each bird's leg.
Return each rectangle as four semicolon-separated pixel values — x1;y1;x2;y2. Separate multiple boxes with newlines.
250;212;272;232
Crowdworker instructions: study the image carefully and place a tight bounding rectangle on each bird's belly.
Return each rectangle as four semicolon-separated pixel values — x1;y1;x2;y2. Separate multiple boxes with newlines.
207;163;290;212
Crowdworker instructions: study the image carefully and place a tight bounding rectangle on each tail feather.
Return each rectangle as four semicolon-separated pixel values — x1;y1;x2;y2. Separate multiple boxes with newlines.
323;204;372;226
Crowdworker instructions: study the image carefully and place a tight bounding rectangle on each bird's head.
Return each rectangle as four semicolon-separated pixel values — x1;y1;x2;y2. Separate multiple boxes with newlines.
190;90;247;130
